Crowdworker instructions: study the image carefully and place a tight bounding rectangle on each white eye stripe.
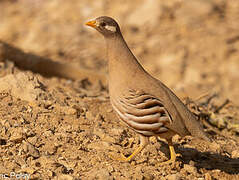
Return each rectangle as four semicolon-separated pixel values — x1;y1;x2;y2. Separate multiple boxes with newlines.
105;25;116;32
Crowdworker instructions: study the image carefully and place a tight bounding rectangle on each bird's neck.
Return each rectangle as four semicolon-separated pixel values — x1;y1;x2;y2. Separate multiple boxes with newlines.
105;34;147;88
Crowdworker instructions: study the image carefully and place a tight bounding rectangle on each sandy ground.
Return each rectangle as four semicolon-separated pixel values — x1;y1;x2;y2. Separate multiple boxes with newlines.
0;0;239;179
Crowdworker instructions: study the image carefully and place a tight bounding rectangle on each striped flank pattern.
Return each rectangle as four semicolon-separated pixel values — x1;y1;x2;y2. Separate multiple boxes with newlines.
111;90;172;136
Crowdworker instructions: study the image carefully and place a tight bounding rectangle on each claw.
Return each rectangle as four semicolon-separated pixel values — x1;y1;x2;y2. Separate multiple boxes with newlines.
157;145;179;166
108;152;129;161
109;135;149;162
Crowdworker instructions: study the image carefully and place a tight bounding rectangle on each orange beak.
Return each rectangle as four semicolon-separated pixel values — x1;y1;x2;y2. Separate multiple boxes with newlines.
85;20;97;28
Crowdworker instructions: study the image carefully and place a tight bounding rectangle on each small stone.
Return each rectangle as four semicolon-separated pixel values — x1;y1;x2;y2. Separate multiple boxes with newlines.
93;126;116;143
143;173;154;180
166;173;181;180
61;106;77;115
210;142;221;152
88;169;112;180
9;129;24;143
212;169;221;173
231;150;239;158
27;136;38;145
43;141;57;155
0;72;44;103
43;100;53;109
23;128;36;137
20;167;35;174
189;160;195;166
183;164;197;174
23;141;40;158
57;174;74;180
110;128;124;136
85;111;94;120
172;134;181;143
107;165;114;173
133;174;143;180
87;141;110;150
43;130;53;137
47;170;54;177
205;173;212;180
96;170;111;180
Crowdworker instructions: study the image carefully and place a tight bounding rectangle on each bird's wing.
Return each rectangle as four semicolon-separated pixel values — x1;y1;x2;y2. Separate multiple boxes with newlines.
111;89;172;136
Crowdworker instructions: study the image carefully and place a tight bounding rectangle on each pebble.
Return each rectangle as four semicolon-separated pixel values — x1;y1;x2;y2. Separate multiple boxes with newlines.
22;141;40;158
88;169;112;180
27;136;38;145
85;111;94;120
87;141;110;150
166;173;181;180
9;129;24;143
60;106;77;115
0;72;44;103
231;150;239;158
183;164;197;174
57;174;74;180
109;128;124;136
205;173;212;180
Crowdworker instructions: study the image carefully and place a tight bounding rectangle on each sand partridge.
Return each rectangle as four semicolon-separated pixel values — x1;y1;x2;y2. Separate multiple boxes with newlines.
86;16;210;164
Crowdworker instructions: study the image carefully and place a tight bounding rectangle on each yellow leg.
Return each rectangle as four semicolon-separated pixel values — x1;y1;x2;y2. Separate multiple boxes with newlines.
158;139;180;165
109;135;149;162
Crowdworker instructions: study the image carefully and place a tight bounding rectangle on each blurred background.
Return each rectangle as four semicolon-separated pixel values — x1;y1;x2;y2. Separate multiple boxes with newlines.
0;0;239;104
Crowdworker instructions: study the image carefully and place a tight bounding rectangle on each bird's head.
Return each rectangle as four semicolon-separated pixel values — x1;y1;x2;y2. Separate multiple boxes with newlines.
85;16;120;37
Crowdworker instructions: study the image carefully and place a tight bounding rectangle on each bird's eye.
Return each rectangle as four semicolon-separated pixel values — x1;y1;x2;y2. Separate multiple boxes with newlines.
100;22;106;27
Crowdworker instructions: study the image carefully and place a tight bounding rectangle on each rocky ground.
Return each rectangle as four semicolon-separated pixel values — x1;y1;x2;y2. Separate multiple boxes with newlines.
0;0;239;179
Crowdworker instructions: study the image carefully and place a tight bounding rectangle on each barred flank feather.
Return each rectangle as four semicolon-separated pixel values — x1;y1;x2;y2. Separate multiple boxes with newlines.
111;90;171;136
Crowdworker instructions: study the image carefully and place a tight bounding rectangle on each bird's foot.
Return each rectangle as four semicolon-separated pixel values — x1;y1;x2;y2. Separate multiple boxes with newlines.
108;145;145;162
157;153;181;166
109;136;149;162
156;144;181;166
108;152;131;162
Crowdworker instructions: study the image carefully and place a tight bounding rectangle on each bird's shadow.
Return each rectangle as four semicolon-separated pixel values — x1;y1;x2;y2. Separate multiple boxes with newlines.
0;40;106;85
158;140;239;174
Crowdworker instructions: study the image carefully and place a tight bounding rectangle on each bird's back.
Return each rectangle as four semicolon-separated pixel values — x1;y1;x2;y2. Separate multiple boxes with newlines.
150;77;210;141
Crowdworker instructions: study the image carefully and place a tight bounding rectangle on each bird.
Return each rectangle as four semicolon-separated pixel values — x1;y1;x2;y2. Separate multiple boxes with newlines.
85;16;210;165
